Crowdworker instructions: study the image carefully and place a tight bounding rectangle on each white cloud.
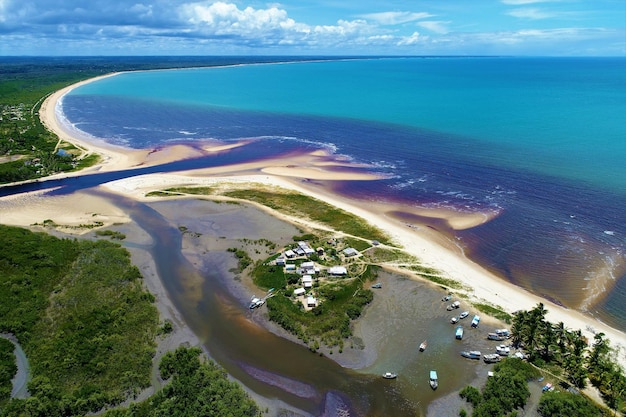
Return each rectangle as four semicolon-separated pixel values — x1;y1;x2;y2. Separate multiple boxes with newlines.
397;31;423;46
358;11;433;25
507;7;553;19
418;20;450;34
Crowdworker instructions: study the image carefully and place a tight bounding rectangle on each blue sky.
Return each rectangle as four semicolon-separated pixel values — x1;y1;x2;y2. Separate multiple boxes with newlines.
1;0;624;56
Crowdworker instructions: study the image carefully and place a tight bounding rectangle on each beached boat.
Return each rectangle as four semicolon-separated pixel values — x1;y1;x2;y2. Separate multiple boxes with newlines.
459;311;469;319
455;326;464;340
371;282;382;289
450;316;459;324
496;344;511;356
249;297;264;309
487;332;505;341
446;301;461;311
495;328;511;338
382;372;397;379
419;340;427;352
461;350;481;359
429;370;438;390
471;315;480;328
442;294;452;302
483;353;501;363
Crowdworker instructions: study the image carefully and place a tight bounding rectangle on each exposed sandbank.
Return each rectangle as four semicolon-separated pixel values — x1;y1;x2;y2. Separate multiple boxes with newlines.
14;75;626;369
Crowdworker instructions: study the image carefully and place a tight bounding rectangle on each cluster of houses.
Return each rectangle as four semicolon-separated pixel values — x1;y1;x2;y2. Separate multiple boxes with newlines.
274;241;356;309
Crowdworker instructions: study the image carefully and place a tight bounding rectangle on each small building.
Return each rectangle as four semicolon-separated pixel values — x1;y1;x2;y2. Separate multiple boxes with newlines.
304;247;315;256
302;275;313;288
329;266;347;276
301;261;315;269
275;257;286;266
284;249;296;258
343;247;359;257
307;296;318;308
294;248;305;256
316;247;325;255
285;264;296;271
293;288;306;297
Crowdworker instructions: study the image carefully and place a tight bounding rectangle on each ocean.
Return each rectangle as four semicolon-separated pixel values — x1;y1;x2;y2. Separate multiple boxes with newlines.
60;57;626;330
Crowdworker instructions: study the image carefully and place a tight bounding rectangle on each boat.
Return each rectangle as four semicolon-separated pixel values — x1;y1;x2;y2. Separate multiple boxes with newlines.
429;370;438;390
459;311;469;319
496;344;511;356
419;340;427;352
495;328;511;338
483;353;501;363
471;315;480;328
455;326;464;340
382;372;397;379
487;332;505;341
461;350;481;360
442;294;452;302
249;297;264;309
446;301;461;310
371;282;382;289
450;316;459;324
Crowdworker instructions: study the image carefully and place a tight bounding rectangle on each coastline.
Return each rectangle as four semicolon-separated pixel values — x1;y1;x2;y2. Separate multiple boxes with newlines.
10;75;626;368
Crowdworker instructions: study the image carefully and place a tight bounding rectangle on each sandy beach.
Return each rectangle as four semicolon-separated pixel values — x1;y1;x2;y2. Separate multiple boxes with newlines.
5;75;626;370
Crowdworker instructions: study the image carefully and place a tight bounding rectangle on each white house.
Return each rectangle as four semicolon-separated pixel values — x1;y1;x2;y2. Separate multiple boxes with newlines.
329;266;347;276
275;257;286;266
307;296;318;307
343;247;359;257
302;275;313;288
293;288;306;297
285;264;296;271
284;249;296;258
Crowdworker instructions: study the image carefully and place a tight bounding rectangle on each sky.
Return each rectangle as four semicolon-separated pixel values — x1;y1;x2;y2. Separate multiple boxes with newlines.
0;0;624;56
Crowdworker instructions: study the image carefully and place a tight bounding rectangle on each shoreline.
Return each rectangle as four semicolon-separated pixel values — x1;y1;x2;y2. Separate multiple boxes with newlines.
12;75;626;367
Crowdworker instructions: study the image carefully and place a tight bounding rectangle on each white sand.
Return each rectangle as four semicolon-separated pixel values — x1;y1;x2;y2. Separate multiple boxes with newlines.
5;74;624;369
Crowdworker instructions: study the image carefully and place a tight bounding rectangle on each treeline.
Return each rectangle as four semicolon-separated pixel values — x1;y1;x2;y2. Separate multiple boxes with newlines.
0;224;159;415
511;303;626;412
104;347;260;417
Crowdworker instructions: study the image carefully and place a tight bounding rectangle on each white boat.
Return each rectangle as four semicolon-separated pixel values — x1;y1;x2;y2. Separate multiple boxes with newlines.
483;353;501;363
455;326;464;340
382;372;397;379
496;344;511;356
471;315;480;328
487;332;505;341
495;328;510;338
447;301;461;311
461;350;481;359
371;282;382;289
442;294;452;302
419;340;427;352
429;370;438;390
450;316;459;324
459;311;469;319
249;297;264;309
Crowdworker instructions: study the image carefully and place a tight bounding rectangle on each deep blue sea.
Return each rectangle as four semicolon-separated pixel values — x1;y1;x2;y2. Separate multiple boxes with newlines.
61;57;626;330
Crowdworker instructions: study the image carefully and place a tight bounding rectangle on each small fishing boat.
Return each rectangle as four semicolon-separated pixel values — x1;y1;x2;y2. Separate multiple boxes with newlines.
459;311;469;319
471;315;480;328
249;297;264;309
461;350;481;360
496;344;511;356
483;353;501;363
446;301;461;311
371;282;382;289
419;340;427;352
382;372;397;379
450;316;459;324
442;294;452;302
429;370;438;390
487;332;505;341
455;326;464;340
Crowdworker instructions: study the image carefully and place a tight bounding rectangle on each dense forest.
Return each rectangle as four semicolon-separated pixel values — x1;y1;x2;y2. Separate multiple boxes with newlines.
0;225;259;416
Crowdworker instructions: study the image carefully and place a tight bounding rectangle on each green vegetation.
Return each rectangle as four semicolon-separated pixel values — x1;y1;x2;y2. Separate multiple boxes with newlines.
538;391;605;417
227;248;253;272
459;358;540;416
0;339;17;406
0;224;159;415
510;303;626;414
474;303;512;324
103;347;260;417
223;189;391;245
253;263;286;290
95;229;126;240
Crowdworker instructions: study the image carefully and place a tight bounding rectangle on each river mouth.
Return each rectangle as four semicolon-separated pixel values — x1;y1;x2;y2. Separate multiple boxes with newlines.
107;196;505;416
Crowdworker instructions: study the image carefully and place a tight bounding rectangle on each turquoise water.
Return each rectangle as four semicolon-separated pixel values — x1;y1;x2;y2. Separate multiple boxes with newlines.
71;57;626;192
63;57;626;330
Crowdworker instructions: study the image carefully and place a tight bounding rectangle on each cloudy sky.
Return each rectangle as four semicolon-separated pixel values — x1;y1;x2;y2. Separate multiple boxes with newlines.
1;0;624;56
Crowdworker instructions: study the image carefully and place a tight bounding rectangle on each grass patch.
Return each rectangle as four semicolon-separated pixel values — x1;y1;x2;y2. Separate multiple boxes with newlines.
163;186;215;195
474;303;513;324
95;230;126;240
223;189;391;245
